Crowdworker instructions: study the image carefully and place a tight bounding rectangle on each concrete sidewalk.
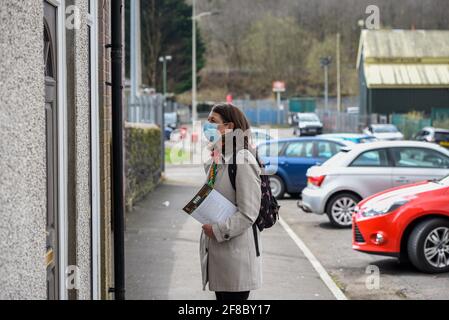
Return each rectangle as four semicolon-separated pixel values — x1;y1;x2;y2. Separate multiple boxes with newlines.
125;165;336;300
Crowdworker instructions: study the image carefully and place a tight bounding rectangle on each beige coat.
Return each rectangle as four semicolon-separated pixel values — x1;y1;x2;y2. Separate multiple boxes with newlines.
199;134;262;292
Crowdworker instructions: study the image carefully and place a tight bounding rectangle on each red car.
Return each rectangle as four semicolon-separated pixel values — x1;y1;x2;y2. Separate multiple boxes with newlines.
353;175;449;273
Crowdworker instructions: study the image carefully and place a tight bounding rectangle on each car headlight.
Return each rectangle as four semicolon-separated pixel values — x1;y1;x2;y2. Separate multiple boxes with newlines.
361;197;413;218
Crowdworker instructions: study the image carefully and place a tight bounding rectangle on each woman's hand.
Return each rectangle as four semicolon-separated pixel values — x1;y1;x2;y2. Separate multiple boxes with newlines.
202;224;216;240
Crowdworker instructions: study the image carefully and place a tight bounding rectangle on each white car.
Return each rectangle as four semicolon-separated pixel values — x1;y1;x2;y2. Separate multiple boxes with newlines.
293;113;323;136
363;124;404;141
300;141;449;228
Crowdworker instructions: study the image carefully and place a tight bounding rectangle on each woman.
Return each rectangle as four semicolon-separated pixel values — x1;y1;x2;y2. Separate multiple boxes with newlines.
200;103;262;301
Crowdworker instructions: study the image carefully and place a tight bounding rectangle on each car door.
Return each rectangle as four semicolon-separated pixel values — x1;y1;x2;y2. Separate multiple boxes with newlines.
344;148;393;198
280;140;318;192
390;147;449;187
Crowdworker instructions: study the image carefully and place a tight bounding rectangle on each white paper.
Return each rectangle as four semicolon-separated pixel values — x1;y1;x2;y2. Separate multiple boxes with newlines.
190;189;237;225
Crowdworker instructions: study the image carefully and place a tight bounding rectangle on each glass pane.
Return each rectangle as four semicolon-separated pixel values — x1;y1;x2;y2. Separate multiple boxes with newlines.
257;142;283;157
316;141;339;159
284;141;313;157
351;149;388;167
392;148;449;168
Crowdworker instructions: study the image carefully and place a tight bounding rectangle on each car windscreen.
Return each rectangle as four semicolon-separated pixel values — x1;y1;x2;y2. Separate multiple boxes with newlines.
298;114;319;122
372;125;398;133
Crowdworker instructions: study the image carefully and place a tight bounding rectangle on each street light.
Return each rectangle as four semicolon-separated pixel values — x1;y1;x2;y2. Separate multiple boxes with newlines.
320;56;332;110
159;55;172;97
192;0;218;123
158;55;172;173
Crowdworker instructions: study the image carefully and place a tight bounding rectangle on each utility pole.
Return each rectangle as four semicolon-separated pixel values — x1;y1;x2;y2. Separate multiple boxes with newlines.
336;33;341;112
130;0;142;113
191;3;218;123
192;0;197;123
320;56;332;110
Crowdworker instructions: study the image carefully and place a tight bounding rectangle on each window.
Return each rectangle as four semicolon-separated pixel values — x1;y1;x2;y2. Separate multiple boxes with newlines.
350;149;389;167
257;142;285;157
316;141;342;159
391;148;449;168
284;141;314;158
435;132;449;142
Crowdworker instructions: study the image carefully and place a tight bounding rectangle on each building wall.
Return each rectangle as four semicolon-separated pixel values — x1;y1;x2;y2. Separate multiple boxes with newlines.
98;0;114;299
72;0;92;300
370;88;449;115
0;1;47;299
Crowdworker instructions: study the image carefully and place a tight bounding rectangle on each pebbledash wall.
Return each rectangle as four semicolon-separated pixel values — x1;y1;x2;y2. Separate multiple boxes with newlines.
0;0;114;300
0;1;47;299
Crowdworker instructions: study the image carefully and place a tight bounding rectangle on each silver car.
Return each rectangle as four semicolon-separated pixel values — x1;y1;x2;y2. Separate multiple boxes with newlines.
300;141;449;228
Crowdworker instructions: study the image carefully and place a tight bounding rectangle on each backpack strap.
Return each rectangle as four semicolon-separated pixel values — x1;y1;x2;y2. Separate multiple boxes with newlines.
228;136;261;257
228;136;237;191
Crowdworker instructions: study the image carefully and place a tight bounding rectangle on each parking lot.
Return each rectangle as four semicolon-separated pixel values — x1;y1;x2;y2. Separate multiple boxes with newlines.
280;196;449;300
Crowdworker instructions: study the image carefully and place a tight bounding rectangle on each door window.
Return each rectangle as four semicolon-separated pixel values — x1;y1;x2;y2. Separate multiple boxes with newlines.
350;149;389;167
284;141;314;158
391;147;449;168
315;141;342;159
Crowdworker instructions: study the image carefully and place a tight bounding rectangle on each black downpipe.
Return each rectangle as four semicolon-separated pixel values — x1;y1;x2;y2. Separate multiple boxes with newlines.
111;0;125;300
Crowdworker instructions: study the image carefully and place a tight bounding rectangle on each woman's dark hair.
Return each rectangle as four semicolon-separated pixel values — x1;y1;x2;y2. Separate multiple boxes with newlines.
211;103;253;154
211;103;251;133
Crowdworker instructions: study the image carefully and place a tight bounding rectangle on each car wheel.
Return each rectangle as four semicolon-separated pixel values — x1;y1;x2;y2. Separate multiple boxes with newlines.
326;193;360;228
407;218;449;273
269;175;285;199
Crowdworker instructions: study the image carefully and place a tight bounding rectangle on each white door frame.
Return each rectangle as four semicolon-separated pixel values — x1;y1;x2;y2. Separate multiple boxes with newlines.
87;0;101;300
46;0;69;300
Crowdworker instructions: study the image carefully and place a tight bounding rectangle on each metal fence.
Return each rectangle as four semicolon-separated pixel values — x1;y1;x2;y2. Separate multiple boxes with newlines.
126;93;192;126
315;109;376;133
127;94;164;124
233;99;288;126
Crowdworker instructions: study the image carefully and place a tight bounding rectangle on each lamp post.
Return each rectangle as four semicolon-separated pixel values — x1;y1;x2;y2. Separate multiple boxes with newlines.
159;55;172;97
159;55;172;173
320;56;332;110
192;0;217;123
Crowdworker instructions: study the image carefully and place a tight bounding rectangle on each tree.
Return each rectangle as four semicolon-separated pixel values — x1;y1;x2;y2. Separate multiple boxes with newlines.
240;15;313;97
135;0;206;94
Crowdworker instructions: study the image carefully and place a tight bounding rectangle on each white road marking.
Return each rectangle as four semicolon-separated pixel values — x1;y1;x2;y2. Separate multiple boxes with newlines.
278;217;348;300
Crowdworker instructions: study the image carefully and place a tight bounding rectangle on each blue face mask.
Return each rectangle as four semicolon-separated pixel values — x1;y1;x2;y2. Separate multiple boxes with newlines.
203;122;221;143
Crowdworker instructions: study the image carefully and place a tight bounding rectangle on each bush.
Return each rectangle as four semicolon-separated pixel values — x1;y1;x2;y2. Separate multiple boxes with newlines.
125;123;162;212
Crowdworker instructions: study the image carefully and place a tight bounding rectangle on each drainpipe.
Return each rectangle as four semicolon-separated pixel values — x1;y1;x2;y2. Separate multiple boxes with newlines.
111;0;126;300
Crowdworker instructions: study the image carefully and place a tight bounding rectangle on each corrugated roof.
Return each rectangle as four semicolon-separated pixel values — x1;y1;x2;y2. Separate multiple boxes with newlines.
357;30;449;88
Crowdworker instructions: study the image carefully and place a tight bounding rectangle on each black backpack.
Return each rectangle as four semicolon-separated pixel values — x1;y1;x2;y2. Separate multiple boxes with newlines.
228;141;280;257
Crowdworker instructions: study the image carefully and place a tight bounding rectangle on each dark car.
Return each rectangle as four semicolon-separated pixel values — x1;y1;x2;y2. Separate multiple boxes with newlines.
414;127;449;149
257;137;351;199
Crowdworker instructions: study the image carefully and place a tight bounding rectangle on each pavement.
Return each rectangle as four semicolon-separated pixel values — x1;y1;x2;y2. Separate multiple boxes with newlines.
125;164;339;300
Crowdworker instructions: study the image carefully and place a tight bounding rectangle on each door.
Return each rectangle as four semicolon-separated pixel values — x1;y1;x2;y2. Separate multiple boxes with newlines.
345;148;393;198
44;1;59;300
390;147;449;187
280;140;318;192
